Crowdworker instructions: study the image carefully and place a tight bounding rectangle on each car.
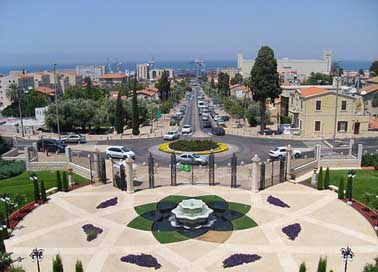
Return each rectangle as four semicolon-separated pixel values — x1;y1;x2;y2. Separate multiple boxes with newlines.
164;130;180;140
181;124;192;134
61;134;86;144
217;118;225;126
269;147;302;159
176;153;208;165
222;115;230;121
211;127;225;136
258;128;282;135
202;115;209;121
214;115;221;121
106;146;136;160
36;138;67;153
203;120;212;128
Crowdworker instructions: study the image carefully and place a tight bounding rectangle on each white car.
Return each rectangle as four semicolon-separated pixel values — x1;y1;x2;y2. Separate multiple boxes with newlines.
164;130;180;140
106;146;136;160
269;147;301;159
214;115;221;121
181;125;192;134
202;115;209;121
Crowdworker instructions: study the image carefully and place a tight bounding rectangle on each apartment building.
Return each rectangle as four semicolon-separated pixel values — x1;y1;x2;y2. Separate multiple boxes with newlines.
31;72;51;87
0;74;34;110
359;76;378;118
287;87;369;136
137;63;150;80
76;65;106;81
99;73;128;88
60;71;83;86
149;69;174;81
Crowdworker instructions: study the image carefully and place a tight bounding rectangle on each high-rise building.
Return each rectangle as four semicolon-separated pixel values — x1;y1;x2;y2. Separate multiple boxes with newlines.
76;65;106;81
137;63;150;80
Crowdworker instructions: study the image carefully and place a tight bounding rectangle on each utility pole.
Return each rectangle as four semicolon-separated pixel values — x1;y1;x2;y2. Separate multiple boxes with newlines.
53;64;61;140
17;87;25;137
332;67;340;142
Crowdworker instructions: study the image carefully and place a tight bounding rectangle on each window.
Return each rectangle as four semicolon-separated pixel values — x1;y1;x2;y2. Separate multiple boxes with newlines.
314;121;321;132
341;101;347;111
337;121;348;132
300;100;303;109
315;100;321;111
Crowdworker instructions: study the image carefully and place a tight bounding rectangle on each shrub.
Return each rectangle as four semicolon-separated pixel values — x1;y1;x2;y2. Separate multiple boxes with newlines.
317;167;323;190
53;254;64;272
33;178;40;202
0;136;11;155
338;177;345;199
120;254;162;269
362;153;378;168
169;140;218;152
40;180;47;202
324;168;330;189
160;100;173;114
75;260;84;272
246;111;258;127
282;223;301;240
56;171;62;191
317;257;327;272
0;252;12;271
0;160;25;180
62;172;69;192
280;115;292;124
299;262;307;272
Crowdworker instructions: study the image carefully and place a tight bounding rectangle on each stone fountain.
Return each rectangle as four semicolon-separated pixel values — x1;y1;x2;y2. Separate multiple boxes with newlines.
170;198;215;229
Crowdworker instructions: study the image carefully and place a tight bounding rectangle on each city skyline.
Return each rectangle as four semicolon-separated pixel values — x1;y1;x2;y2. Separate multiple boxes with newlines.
1;0;377;66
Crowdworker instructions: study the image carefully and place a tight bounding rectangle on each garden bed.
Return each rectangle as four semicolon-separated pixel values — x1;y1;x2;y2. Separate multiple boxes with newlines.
159;141;229;155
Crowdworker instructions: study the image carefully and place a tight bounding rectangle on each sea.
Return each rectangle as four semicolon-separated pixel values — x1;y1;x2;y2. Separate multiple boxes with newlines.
0;60;372;75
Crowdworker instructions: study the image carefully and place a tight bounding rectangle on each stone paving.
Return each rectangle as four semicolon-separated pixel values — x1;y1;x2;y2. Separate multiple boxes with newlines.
5;182;378;272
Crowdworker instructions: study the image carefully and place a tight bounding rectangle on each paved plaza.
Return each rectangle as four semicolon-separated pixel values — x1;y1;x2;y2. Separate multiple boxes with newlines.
5;182;378;272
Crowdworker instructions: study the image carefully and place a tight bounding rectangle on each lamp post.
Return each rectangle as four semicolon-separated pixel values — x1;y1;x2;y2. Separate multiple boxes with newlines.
347;170;356;202
0;224;7;252
0;194;11;228
88;154;93;185
30;248;44;272
340;246;354;272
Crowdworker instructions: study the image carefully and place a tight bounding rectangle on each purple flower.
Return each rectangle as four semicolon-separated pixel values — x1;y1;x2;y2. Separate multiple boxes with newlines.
223;253;261;268
282;223;301;240
82;224;103;241
96;197;118;209
121;254;161;270
267;195;290;208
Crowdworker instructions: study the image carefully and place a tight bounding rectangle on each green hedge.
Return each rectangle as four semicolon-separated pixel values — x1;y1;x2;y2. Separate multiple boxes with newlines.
0;136;11;155
0;160;26;180
169;140;218;152
361;153;378;169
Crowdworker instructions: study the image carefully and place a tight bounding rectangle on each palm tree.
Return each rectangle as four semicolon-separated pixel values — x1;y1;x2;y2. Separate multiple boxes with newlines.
6;83;25;137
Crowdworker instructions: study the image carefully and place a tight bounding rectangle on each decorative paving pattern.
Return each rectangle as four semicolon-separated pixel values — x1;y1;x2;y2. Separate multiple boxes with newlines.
5;183;378;272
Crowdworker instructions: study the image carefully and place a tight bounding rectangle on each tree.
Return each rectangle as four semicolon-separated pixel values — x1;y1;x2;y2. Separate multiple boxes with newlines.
370;60;378;76
62;172;69;192
210;78;216;89
250;46;281;133
114;92;125;134
132;76;140;136
304;73;333;85
2;89;48;117
317;257;327;272
338;177;345;199
372;94;378;108
346;175;353;201
33;178;40;202
0;252;13;271
217;72;230;96
75;260;84;272
324;168;330;189
330;63;344;77
157;71;171;101
53;254;64;272
317;167;323;190
230;73;243;85
299;262;307;272
56;171;62;191
358;68;365;76
40;180;47;202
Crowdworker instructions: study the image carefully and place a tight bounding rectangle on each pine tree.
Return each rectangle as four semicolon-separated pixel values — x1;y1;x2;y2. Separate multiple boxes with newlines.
346;175;353;201
62;172;69;192
132;75;140;136
299;262;307;272
157;71;171;101
324;167;330;189
53;254;64;272
338;177;345;199
33;179;40;202
317;257;327;272
317;167;323;190
56;171;62;191
75;260;84;272
40;180;47;202
114;92;125;134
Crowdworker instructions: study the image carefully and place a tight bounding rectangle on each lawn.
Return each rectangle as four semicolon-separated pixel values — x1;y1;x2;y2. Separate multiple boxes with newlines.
306;169;378;209
0;170;89;211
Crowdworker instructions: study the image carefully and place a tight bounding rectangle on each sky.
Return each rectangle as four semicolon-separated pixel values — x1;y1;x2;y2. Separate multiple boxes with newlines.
0;0;377;66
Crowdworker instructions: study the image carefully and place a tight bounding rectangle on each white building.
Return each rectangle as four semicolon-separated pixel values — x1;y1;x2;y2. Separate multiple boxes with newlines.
0;74;34;110
31;72;51;88
35;106;48;122
149;69;174;81
237;51;332;80
76;65;106;81
137;63;150;80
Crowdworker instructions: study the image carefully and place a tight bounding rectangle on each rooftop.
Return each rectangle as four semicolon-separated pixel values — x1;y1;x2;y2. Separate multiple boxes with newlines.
100;73;128;79
35;86;55;96
359;84;378;95
299;87;329;97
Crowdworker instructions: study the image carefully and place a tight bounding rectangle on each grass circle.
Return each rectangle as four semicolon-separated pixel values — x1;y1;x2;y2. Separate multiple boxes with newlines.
159;141;229;155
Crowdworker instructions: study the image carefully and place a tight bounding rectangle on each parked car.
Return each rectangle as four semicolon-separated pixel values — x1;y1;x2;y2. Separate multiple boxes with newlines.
181;124;192;134
176;153;208;165
258;128;282;135
36;138;67;153
106;146;136;160
222;115;230;121
202;115;209;121
214;115;221;121
203;120;212;128
164;130;180;140
211;127;226;136
269;147;302;159
61;134;86;144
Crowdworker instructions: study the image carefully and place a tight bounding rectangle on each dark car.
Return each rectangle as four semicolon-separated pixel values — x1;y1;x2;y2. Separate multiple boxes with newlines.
211;127;225;136
36;138;67;153
258;128;283;135
203;120;212;128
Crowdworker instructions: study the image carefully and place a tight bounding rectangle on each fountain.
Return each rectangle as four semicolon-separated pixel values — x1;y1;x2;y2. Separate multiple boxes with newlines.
170;199;215;229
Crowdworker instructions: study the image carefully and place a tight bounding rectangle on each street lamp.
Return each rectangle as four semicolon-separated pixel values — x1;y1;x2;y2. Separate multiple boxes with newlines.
0;194;11;228
0;224;7;253
347;170;356;202
30;248;44;272
340;246;354;272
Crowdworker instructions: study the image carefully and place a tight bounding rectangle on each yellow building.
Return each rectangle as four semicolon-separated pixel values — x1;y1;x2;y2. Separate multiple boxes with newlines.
288;87;369;137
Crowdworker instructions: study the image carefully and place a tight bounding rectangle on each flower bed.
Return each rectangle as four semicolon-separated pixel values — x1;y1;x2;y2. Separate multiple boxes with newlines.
96;197;118;209
159;142;229;155
170;140;218;152
223;253;261;268
121;254;161;270
267;195;290;208
282;223;301;240
82;224;103;241
348;199;377;228
9;201;37;229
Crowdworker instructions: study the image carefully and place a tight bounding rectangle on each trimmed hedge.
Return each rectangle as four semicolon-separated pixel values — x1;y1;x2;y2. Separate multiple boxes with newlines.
0;160;26;180
361;153;378;169
0;136;11;155
169;140;218;152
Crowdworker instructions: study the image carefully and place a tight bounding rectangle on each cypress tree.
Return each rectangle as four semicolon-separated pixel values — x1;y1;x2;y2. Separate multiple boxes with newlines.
33;179;40;202
338;177;345;199
114;92;125;134
0;232;5;253
56;171;62;191
346;175;353;201
75;260;84;272
317;167;323;190
53;254;63;272
62;172;69;192
324;167;330;189
299;262;307;272
132;75;140;136
40;180;47;202
317;257;327;272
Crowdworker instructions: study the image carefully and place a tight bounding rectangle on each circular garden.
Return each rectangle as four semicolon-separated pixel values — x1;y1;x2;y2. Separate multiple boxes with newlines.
159;139;229;155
